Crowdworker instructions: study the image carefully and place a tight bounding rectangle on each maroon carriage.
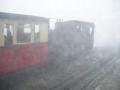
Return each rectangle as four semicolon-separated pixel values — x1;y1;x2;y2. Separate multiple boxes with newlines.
0;12;49;73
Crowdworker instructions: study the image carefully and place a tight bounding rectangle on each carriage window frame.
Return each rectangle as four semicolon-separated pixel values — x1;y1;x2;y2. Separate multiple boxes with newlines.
3;24;14;47
0;23;4;47
3;24;14;36
89;27;93;34
16;23;32;44
34;24;40;43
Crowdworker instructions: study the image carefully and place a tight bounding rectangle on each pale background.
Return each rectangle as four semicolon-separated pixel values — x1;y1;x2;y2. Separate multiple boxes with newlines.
0;0;120;47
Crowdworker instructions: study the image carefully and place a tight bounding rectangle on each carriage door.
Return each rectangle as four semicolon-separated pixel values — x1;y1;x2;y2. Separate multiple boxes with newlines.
3;24;13;47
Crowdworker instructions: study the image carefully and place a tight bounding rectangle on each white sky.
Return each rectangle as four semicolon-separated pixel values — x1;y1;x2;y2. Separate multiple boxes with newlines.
0;0;120;47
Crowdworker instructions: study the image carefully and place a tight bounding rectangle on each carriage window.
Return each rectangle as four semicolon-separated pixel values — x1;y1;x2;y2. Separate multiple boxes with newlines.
3;24;13;46
34;24;40;42
80;25;83;32
89;27;93;34
76;25;80;29
17;24;32;43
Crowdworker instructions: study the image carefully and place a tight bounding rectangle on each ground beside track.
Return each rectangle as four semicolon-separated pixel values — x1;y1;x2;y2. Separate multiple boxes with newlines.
0;47;120;90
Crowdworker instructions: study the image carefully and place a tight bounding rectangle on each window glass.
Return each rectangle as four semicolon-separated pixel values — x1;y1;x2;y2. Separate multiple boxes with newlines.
76;25;80;29
4;24;13;36
24;24;31;33
17;23;32;43
34;24;40;42
89;27;93;34
3;24;13;46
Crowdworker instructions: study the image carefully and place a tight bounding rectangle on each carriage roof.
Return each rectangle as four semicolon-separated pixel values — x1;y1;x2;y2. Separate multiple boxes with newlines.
55;20;95;28
0;12;49;22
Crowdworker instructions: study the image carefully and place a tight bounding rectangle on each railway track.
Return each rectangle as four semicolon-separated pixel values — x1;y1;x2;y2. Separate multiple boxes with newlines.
48;51;119;90
0;49;118;90
84;58;120;90
74;57;119;90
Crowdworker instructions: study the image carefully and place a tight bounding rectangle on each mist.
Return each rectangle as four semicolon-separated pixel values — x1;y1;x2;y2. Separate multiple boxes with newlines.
0;0;120;47
1;0;120;90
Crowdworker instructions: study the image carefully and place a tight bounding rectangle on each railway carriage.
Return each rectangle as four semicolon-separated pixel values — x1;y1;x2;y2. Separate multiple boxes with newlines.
0;12;49;73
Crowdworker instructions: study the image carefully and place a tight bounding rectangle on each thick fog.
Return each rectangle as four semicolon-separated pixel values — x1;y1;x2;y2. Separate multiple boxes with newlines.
1;1;120;90
0;0;120;47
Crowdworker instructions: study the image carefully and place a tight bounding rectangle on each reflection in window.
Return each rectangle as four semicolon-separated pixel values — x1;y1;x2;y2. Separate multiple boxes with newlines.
3;24;13;46
17;24;32;43
34;24;40;42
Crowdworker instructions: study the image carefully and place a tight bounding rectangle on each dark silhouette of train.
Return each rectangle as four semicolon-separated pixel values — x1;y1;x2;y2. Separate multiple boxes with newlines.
49;20;95;55
0;12;95;74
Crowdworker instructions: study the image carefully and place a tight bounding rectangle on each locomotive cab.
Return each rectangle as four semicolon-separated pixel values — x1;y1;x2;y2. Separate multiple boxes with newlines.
54;20;95;50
